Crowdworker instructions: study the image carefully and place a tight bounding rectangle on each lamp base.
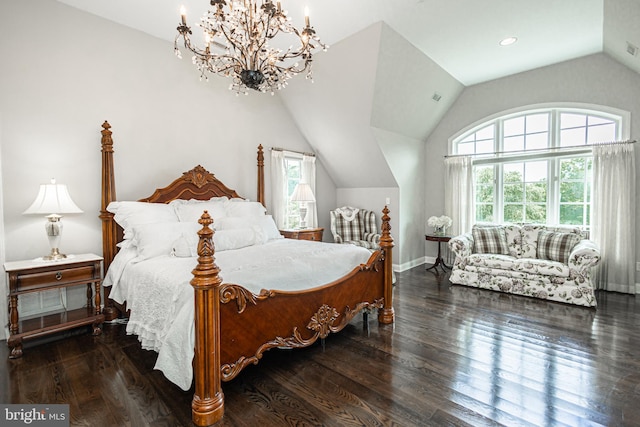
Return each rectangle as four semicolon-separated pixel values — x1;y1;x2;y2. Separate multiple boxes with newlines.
43;248;67;261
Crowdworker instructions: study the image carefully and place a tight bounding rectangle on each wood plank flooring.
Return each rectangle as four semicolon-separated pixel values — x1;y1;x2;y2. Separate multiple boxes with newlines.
2;267;639;426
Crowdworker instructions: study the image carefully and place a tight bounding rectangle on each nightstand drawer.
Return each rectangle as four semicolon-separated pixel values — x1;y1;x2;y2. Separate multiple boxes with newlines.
13;265;97;293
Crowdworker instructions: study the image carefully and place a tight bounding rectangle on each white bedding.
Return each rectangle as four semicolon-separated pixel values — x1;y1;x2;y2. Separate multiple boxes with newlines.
104;238;372;390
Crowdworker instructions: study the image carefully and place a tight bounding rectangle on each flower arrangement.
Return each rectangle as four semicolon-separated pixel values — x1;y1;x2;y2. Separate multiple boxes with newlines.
428;215;452;235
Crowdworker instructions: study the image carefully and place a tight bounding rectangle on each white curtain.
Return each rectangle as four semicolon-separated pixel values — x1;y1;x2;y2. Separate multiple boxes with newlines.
270;150;287;229
444;156;475;236
592;142;637;292
301;154;318;228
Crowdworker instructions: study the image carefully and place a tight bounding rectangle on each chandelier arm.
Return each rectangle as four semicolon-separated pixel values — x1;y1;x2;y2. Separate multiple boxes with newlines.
217;21;251;70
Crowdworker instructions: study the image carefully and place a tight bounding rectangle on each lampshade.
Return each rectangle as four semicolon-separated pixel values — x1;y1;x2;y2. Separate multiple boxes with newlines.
23;179;83;215
290;183;316;203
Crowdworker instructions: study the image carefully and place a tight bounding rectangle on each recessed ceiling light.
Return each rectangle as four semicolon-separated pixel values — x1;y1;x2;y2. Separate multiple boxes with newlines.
499;37;518;46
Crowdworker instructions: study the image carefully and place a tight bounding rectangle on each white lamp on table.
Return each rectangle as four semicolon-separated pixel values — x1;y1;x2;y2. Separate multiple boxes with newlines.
290;182;315;229
23;179;83;260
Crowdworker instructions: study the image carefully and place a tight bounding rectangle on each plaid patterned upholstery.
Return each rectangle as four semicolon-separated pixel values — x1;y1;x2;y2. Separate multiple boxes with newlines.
330;206;380;250
537;230;581;264
472;225;510;255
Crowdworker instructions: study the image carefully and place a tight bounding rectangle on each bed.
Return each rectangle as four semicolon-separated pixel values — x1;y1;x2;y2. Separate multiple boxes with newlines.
98;121;395;426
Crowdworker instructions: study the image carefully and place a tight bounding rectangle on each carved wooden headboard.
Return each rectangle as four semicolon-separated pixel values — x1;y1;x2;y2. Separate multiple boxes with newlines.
99;120;265;318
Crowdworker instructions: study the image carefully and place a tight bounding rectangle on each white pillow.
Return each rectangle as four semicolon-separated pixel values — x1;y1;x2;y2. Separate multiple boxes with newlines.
131;222;201;261
215;215;282;241
172;226;266;257
224;200;266;217
107;201;178;239
170;198;227;222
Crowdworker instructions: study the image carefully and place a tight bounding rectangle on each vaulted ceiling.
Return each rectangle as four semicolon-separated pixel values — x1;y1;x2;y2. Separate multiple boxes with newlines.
55;0;640;190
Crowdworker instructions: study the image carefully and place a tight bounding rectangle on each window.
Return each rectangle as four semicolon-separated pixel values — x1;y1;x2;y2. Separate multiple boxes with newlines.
453;107;622;229
283;156;302;229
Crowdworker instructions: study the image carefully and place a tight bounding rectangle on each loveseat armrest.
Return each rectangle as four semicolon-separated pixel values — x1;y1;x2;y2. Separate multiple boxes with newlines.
568;239;601;275
448;233;473;259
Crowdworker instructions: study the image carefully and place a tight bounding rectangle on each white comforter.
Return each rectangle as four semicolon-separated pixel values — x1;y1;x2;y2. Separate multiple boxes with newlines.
104;239;372;390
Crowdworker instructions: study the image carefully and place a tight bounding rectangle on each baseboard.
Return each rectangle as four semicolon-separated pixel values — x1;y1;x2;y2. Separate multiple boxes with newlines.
395;256;433;272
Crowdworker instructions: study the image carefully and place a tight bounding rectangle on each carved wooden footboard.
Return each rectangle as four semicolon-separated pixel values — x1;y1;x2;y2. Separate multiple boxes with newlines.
99;121;394;426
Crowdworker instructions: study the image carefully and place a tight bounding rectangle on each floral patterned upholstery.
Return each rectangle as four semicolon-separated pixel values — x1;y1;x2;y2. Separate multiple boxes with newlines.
448;224;600;307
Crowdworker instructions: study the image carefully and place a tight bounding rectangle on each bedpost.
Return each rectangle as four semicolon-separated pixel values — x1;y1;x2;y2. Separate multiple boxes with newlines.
378;205;395;324
257;144;265;206
99;121;118;321
191;211;225;426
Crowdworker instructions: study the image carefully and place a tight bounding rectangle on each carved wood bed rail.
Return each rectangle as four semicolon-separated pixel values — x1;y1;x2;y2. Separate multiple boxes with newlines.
99;121;394;425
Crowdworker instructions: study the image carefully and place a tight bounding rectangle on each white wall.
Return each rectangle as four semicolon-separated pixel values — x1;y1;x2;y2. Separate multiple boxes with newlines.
425;53;640;282
0;0;336;340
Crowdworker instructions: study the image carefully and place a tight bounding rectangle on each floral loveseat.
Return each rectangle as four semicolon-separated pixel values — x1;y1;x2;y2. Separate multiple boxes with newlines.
448;224;601;307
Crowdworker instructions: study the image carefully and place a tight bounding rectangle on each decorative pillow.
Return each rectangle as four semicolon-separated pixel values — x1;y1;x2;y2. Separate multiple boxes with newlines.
472;225;510;255
503;224;522;258
131;222;201;261
170;198;227;222
537;230;581;264
520;225;546;258
107;201;179;239
215;215;282;241
172;225;268;257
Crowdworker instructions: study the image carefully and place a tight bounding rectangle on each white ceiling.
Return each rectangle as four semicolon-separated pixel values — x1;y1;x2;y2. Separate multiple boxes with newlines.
56;0;639;85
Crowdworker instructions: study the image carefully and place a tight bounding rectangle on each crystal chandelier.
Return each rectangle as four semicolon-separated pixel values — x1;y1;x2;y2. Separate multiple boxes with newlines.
175;0;328;95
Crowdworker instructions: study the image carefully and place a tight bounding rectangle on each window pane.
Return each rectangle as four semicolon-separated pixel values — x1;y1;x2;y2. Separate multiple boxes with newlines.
504;163;523;182
587;123;616;144
504;205;523;222
560;127;586;146
526;183;547;203
526;132;548;150
588;116;614;126
561;113;586;129
504;184;523;202
504;135;524;152
560;205;584;225
504;117;524;137
560;158;585;180
476;125;495;140
476;205;494;222
458;142;474;155
526;114;549;133
526;205;546;223
525;161;547;181
560;182;584;203
476;139;494;154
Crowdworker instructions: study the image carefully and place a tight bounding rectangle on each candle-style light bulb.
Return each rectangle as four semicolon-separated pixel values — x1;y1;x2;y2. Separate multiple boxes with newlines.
304;6;310;27
180;5;187;25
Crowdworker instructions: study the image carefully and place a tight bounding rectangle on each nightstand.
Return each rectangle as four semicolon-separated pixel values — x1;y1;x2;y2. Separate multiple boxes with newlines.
279;227;324;242
4;253;104;359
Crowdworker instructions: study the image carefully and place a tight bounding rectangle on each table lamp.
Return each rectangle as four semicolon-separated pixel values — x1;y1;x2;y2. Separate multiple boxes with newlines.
23;179;83;260
290;182;315;229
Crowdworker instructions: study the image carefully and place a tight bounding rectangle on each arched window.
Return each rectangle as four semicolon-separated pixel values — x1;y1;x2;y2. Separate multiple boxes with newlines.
450;105;627;228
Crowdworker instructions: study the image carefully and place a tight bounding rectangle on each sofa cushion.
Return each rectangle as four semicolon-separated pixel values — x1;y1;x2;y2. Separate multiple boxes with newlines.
467;253;518;270
537;230;581;264
520;224;546;258
472;225;510;255
514;258;571;278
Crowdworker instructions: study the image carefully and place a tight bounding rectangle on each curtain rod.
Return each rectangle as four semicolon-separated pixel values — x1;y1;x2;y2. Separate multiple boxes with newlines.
444;139;637;159
270;147;316;157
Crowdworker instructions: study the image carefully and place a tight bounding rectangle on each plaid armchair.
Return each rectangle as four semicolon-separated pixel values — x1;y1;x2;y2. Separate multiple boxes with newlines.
329;206;380;250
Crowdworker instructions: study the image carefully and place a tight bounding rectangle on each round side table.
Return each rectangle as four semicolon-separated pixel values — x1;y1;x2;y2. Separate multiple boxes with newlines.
425;234;452;273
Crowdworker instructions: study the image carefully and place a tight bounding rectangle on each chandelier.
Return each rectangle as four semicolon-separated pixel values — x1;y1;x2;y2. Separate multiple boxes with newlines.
175;0;328;95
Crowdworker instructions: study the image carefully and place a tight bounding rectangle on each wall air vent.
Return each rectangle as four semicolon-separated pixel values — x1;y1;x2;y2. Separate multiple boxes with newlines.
626;41;638;57
432;92;442;102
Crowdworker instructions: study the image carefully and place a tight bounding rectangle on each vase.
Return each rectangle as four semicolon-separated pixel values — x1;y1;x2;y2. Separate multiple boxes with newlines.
433;226;446;236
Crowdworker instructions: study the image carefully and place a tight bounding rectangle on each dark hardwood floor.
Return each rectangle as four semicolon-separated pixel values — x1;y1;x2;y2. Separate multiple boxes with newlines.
2;267;639;426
